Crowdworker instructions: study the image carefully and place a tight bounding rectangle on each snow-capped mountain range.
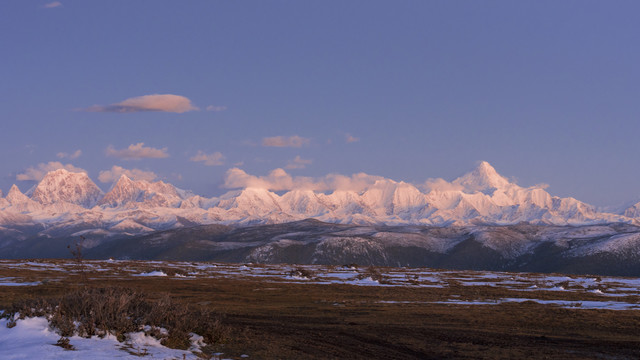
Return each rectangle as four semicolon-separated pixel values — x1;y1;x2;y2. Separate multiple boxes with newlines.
1;162;639;237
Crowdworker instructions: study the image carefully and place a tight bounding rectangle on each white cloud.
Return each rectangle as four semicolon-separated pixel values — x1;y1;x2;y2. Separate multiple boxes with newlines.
190;151;225;166
85;94;198;113
17;162;86;181
422;178;464;192
43;2;62;8
97;166;158;183
106;143;169;160
56;149;82;160
285;156;312;170
262;135;310;148
206;105;227;112
223;168;384;192
345;134;359;143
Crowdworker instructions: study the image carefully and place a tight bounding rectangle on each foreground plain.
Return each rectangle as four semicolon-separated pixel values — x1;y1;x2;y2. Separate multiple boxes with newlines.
1;260;640;359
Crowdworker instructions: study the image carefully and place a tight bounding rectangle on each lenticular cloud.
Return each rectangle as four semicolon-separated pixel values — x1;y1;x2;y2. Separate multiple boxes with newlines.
85;94;198;113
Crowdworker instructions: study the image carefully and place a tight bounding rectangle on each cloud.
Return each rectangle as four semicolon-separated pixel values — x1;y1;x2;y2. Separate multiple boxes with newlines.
223;168;384;192
190;151;225;166
85;94;198;113
262;135;310;148
285;156;312;170
533;183;550;190
422;178;464;192
106;143;169;160
206;105;227;112
56;150;82;160
43;1;62;8
17;162;86;181
345;134;360;143
97;166;158;183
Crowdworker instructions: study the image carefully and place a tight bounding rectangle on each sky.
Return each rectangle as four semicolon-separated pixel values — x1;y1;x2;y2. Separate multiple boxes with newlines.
1;1;639;207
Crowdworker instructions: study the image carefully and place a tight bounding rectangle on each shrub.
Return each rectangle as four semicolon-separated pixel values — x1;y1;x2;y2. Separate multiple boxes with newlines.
357;266;390;283
54;337;75;350
286;267;315;279
3;287;229;350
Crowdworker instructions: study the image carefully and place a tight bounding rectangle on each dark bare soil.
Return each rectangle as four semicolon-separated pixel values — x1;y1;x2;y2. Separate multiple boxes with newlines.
1;261;640;359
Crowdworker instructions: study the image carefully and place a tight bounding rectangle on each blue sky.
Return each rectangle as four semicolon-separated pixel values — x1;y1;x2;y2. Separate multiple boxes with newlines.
1;1;639;207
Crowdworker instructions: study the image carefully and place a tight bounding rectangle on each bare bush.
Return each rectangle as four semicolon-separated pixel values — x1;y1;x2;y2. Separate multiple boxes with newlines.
286;267;315;279
357;266;391;284
3;287;229;350
54;337;75;350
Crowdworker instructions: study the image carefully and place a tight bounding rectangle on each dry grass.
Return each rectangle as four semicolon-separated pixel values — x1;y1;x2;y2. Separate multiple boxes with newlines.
2;260;640;359
3;286;229;350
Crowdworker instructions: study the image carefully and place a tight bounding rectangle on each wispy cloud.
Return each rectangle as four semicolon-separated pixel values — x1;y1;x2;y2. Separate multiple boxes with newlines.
345;133;360;143
262;135;310;148
85;94;198;113
285;156;312;170
106;143;169;160
43;1;62;8
17;162;85;181
56;150;82;160
98;166;158;183
190;151;225;166
206;105;227;112
223;168;384;192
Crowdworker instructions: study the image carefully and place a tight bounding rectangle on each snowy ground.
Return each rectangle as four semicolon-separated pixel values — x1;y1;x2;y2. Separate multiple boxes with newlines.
1;259;640;358
0;316;207;360
2;259;640;300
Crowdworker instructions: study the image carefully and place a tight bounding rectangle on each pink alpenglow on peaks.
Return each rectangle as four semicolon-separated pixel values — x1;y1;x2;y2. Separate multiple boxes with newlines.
30;169;103;208
0;162;638;234
453;161;511;193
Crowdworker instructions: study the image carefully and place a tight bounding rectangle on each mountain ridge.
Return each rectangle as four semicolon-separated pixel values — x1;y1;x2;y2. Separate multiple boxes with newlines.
1;162;639;236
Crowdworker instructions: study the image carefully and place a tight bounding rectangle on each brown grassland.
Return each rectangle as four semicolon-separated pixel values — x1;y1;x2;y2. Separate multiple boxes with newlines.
1;260;640;359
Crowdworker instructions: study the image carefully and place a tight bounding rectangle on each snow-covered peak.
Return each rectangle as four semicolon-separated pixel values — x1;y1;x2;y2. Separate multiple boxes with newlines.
100;175;184;208
0;162;637;230
115;174;134;187
452;161;512;193
3;184;43;213
30;169;103;208
216;188;283;214
280;189;328;215
6;185;30;204
361;180;426;216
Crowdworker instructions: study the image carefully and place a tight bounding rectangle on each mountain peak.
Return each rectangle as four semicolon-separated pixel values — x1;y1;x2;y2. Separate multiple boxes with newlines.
476;161;495;172
453;161;512;193
117;174;133;183
7;184;29;203
100;175;184;208
31;169;103;208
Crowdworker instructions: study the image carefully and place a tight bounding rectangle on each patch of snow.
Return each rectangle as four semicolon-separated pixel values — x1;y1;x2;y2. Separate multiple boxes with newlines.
0;279;40;286
133;271;168;277
0;317;202;359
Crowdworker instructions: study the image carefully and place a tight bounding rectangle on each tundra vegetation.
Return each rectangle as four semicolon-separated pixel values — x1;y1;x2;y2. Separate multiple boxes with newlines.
2;259;640;358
